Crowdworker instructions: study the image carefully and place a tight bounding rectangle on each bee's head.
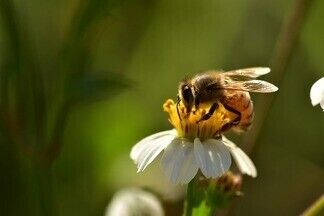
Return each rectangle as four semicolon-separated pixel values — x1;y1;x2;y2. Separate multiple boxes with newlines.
178;80;194;113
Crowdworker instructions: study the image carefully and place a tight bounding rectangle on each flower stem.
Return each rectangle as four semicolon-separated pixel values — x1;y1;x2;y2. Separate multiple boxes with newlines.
301;195;324;216
184;179;214;216
184;177;232;216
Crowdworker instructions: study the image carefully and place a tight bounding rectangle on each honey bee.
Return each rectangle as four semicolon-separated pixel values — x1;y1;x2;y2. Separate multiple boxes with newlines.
177;67;278;133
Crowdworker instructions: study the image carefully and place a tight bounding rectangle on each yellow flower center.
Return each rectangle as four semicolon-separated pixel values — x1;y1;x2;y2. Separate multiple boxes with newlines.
163;99;238;141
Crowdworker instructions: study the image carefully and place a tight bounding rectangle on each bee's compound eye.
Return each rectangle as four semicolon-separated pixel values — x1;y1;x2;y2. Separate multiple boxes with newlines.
182;85;193;102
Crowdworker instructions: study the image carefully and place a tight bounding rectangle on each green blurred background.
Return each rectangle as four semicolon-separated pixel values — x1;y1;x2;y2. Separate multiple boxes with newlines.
0;0;323;215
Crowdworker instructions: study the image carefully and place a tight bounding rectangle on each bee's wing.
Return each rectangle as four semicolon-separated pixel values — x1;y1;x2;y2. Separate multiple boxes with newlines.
223;67;271;78
221;80;278;93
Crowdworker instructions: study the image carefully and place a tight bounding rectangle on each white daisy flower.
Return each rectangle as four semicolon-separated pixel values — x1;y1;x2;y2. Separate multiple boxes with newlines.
130;99;257;184
310;77;324;111
105;188;164;216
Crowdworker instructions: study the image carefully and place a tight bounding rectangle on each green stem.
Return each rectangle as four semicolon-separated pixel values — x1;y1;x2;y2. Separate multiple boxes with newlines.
184;178;225;216
302;195;324;216
184;180;194;216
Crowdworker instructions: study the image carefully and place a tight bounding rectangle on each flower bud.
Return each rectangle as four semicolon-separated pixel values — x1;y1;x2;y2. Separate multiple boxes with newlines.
215;172;242;197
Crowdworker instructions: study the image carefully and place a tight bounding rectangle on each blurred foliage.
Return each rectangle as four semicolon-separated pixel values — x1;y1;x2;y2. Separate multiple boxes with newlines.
0;0;323;216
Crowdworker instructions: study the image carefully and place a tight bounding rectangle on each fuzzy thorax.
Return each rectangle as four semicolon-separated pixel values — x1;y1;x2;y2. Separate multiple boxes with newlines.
163;99;237;141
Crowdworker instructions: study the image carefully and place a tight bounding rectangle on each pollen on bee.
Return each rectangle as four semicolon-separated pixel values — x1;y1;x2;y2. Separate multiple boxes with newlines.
163;99;237;140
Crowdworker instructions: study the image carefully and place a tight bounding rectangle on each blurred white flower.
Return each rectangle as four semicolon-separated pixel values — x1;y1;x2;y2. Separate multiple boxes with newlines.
105;188;164;216
130;129;256;184
310;77;324;111
109;153;186;201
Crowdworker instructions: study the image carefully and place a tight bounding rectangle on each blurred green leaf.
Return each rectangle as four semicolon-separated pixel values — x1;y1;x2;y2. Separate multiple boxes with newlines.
74;0;118;36
67;72;133;104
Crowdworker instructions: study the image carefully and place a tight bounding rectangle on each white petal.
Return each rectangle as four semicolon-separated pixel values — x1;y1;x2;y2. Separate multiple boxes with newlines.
130;129;176;160
130;130;177;172
222;136;257;178
161;138;198;184
310;77;324;107
194;138;231;179
136;136;175;172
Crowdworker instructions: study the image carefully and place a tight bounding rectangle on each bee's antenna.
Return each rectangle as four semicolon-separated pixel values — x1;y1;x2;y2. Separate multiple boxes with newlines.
176;96;182;122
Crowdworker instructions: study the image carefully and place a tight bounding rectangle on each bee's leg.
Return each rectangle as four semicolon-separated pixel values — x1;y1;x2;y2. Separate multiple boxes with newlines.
218;122;235;134
196;102;219;123
219;103;241;133
212;104;241;136
223;103;241;124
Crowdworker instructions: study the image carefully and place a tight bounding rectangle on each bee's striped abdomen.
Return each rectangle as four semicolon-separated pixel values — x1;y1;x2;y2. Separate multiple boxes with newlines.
222;91;254;132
